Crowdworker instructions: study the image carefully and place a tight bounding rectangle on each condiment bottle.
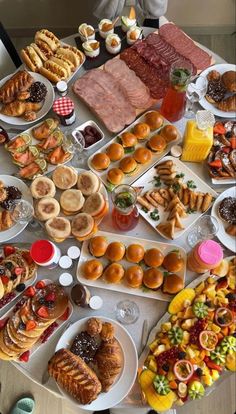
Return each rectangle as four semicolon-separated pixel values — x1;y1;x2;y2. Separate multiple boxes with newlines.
59;255;73;269
181;110;215;162
59;272;73;287
30;240;61;269
89;296;103;310
187;240;223;273
56;80;68;97
53;97;76;126
67;246;81;260
71;283;91;307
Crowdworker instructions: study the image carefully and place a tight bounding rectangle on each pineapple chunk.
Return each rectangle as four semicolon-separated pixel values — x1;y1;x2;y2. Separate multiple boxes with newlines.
194;294;206;303
207;277;216;284
228;274;235;290
149;339;159;352
183;306;195;319
211;369;220;381
161;322;171;332
195;281;205;294
204;285;216;300
175;399;184;406
211;323;221;334
186;346;197;359
182;318;196;330
203;374;214;386
153;344;166;356
148;358;157;373
167;371;176;381
171;315;178;322
182;331;190;344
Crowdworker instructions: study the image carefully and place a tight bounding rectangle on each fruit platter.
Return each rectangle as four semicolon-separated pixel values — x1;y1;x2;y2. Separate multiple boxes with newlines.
138;256;236;412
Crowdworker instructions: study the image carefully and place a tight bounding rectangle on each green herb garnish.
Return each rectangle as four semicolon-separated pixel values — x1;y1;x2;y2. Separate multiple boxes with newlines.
141;285;152;293
176;172;185;179
150;209;160;221
187;207;197;214
141;206;148;213
153;176;161;187
187;180;197;189
163;271;169;277
115;192;134;208
171;183;181;193
171;249;179;253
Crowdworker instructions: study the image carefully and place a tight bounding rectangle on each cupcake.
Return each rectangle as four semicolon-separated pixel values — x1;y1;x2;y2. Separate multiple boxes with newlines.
105;34;121;54
78;23;95;42
82;40;100;58
98;19;114;39
127;26;142;45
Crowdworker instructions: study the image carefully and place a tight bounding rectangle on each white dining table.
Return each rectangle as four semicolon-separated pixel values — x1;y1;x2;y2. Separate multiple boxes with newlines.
0;22;234;413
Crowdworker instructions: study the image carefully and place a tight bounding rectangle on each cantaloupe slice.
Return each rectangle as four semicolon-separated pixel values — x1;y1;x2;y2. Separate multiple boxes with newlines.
226;352;236;371
129;6;136;19
168;288;195;314
139;369;175;412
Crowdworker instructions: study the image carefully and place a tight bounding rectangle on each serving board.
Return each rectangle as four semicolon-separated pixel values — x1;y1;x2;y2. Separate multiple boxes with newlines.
77;230;187;302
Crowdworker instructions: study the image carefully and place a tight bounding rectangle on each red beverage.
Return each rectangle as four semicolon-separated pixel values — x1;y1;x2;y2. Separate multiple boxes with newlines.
111;184;139;231
112;205;139;231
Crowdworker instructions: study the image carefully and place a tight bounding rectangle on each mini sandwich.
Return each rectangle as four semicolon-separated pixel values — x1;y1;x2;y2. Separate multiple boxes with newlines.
119;156;139;176
71;213;97;241
77;171;100;196
56;46;84;68
52;165;78;190
49;56;73;77
35;29;60;52
45;217;71;242
60;189;85;215
30;176;56;199
83;192;108;220
35;197;60;221
20;45;43;72
34;39;54;60
39;60;68;83
107;168;124;186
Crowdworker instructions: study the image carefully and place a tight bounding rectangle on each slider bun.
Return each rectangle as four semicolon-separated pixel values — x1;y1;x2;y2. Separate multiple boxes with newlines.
83;192;105;217
60;189;84;214
77;171;100;195
106;241;125;262
83;259;103;280
119;156;138;174
91;153;110;170
45;216;71;241
143;268;164;289
120;132;137;148
134;147;152;164
163;252;184;272
133;122;150;140
144;248;164;267
126;244;145;263
103;263;124;283
107;168;124;185
35;29;60;52
52;165;78;189
106;143;124;161
71;213;95;239
89;236;108;257
160;125;178;143
125;265;143;288
30;176;56;199
145;111;164;130
147;134;167;152
35;197;60;221
162;273;184;294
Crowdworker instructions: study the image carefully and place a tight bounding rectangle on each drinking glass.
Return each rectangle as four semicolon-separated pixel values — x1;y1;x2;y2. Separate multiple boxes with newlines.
115;300;140;324
187;215;219;247
185;76;208;118
63;130;85;168
11;199;34;224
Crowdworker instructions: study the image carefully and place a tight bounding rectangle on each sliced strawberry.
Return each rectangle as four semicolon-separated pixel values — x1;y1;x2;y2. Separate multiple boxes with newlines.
14;267;24;276
22;251;33;265
1;276;9;285
19;350;30;362
26;320;37;331
3;245;16;257
45;292;56;302
0;318;9;329
209;159;222;169
37;306;49;318
35;280;46;290
25;286;36;297
222;147;231;154
59;306;70;321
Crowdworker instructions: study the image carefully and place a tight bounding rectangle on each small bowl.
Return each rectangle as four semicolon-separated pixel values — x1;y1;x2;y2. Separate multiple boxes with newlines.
126;27;142;45
72;120;104;151
78;23;95;42
82;40;100;58
105;34;121;55
98;19;114;39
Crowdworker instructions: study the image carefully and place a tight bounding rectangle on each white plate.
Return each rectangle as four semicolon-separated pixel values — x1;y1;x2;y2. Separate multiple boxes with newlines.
77;230;187;302
55;316;138;411
211;186;236;253
196;63;236;118
0;175;33;242
87;110;181;189
132;156;218;240
0;72;55;126
72;120;104;151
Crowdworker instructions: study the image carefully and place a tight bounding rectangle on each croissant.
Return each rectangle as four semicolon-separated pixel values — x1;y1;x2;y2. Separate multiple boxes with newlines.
216;94;236;112
95;338;123;392
0;70;34;104
0;101;26;117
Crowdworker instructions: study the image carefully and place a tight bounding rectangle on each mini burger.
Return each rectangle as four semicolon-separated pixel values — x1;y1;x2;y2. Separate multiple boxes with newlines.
147;134;167;153
133;122;150;140
162;251;184;272
60;189;85;215
119;131;137;151
77;171;100;196
107;168;124;186
30;176;56;199
160;125;178;143
71;213;97;241
133;147;152;164
83;259;103;280
91;152;110;170
45;217;71;242
145;111;164;131
126;244;145;263
89;235;108;257
106;143;124;161
143;268;164;289
162;273;184;294
103;263;124;283
125;265;143;288
83;192;108;220
106;241;125;262
119;156;139;176
144;248;164;267
52;165;78;190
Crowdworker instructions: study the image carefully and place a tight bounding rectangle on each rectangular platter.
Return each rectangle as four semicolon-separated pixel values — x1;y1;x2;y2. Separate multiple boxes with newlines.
77;230;187;302
132;156;218;240
87;111;181;190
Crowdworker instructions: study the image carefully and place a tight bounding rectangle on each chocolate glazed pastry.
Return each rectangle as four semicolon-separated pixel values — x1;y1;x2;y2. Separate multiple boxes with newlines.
70;331;99;363
27;81;47;103
218;197;236;224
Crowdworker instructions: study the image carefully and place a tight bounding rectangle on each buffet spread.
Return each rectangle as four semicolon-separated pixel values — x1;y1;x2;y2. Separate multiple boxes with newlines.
0;13;235;413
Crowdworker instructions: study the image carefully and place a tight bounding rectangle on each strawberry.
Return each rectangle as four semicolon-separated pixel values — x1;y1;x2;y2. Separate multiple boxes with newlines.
209;159;222;169
1;276;9;285
19;350;30;362
22;251;33;265
213;122;226;135
14;267;24;276
0;318;9;329
3;245;15;257
222;147;231;154
59;307;70;321
35;280;46;290
26;320;37;331
25;286;36;297
37;306;49;318
45;292;56;302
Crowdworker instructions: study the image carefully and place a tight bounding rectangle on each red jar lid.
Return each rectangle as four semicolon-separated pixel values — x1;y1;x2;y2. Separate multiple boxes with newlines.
53;97;74;116
30;240;54;264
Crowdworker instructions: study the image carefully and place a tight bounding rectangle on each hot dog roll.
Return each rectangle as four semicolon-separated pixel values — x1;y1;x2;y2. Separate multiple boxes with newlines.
54;53;75;71
56;46;84;67
30;43;48;62
49;56;72;77
20;45;43;72
39;67;62;83
35;29;60;52
35;39;54;59
44;60;67;79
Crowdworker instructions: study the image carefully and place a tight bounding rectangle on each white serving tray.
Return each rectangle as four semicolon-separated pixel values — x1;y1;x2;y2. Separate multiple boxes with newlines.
77;230;187;302
132;156;218;240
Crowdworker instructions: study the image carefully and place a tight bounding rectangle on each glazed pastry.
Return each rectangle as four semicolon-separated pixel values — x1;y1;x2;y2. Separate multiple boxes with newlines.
23;111;37;121
0;211;13;231
0;70;34;104
1;101;27;117
100;322;115;342
222;71;236;92
70;331;99;363
86;318;102;337
226;224;236;236
216;94;236;112
95;338;123;392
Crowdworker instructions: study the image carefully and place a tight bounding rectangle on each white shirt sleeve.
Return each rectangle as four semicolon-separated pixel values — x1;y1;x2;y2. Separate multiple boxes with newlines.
137;0;168;18
93;0;126;20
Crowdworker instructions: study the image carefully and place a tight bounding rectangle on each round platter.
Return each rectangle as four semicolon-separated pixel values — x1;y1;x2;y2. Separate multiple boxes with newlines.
55;316;138;411
0;72;55;126
211;186;236;253
196;63;236;118
0;175;33;242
